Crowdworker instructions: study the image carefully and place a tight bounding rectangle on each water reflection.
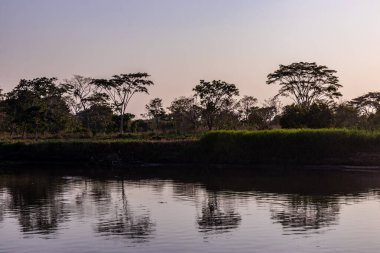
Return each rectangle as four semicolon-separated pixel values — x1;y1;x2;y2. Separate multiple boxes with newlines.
270;195;340;233
197;192;241;234
94;181;155;242
0;170;380;245
0;176;68;237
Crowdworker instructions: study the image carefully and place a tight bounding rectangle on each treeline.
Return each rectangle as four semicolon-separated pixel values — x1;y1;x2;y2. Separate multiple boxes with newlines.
0;62;380;138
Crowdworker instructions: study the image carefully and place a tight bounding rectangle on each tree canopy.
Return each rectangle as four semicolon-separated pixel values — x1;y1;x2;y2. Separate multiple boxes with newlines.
267;62;342;107
350;92;380;116
92;72;154;134
193;80;239;130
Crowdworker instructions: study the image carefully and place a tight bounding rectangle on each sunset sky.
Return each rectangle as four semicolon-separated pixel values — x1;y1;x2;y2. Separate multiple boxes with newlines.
1;0;380;115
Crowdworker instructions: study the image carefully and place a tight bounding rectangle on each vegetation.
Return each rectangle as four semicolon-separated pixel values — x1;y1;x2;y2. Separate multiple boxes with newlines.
200;129;380;164
1;129;380;167
266;62;342;107
1;62;380;140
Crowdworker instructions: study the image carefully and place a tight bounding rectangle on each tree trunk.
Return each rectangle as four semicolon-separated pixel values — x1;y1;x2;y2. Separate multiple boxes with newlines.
120;113;124;135
22;125;26;139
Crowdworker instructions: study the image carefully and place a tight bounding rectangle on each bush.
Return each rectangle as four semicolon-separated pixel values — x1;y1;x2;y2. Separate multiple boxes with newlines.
280;103;334;128
200;129;380;164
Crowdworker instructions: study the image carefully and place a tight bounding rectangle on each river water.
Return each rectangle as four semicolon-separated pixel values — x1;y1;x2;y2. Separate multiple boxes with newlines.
1;170;380;253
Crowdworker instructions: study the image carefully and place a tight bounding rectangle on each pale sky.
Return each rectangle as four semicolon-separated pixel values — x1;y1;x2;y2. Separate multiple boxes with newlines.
1;0;380;115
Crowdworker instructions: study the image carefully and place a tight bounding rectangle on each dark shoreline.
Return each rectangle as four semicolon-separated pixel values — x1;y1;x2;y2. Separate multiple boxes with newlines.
2;129;380;172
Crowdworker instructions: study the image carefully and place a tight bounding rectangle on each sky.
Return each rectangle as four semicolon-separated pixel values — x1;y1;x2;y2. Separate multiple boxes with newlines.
1;0;380;115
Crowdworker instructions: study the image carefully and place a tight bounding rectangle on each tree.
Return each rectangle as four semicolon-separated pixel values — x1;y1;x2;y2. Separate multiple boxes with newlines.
279;104;308;128
63;75;96;114
168;96;201;133
306;103;334;128
112;113;135;133
193;80;239;130
5;77;71;137
280;103;334;129
92;73;154;134
64;75;109;133
236;95;258;123
334;103;361;128
249;106;277;130
350;92;380;117
0;89;4;101
77;105;114;135
267;62;342;107
0;89;9;132
131;119;150;132
144;98;166;131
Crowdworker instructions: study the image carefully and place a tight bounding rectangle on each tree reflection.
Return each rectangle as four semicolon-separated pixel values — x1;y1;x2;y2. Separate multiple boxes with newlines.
0;175;67;237
94;180;155;242
270;195;340;233
197;192;241;234
0;176;155;242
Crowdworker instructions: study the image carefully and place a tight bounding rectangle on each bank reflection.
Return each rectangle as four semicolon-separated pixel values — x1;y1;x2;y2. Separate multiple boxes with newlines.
0;170;380;239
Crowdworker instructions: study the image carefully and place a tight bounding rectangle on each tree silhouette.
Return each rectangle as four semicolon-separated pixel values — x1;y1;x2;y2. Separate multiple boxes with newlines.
350;92;380;116
193;80;239;130
5;77;71;137
144;98;166;131
168;96;201;133
267;62;341;107
92;73;154;134
237;95;258;124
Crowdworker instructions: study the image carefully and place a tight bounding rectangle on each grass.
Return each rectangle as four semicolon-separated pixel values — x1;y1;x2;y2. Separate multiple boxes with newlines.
0;132;200;144
200;129;380;164
1;129;380;167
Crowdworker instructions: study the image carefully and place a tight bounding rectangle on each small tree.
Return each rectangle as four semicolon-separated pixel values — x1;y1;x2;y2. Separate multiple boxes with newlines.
350;92;380;117
236;95;258;123
193;80;239;130
168;96;201;133
267;62;342;107
77;104;114;135
144;98;166;131
334;102;361;128
249;106;277;130
92;73;154;134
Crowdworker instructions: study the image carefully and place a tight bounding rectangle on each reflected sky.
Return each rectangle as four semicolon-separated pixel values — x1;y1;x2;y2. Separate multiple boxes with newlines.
1;172;380;252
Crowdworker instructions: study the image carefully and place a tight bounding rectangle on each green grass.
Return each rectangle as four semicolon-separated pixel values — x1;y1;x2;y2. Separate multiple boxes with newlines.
1;129;380;167
200;129;380;164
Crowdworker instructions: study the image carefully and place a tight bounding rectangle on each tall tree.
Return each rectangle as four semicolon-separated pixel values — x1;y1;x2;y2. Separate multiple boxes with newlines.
193;80;239;130
267;62;342;107
92;73;154;134
63;75;97;114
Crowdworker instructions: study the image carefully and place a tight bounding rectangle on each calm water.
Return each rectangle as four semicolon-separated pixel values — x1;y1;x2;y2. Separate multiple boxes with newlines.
1;171;380;252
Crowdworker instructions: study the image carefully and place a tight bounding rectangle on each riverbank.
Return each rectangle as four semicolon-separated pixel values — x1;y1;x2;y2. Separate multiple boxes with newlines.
1;129;380;170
